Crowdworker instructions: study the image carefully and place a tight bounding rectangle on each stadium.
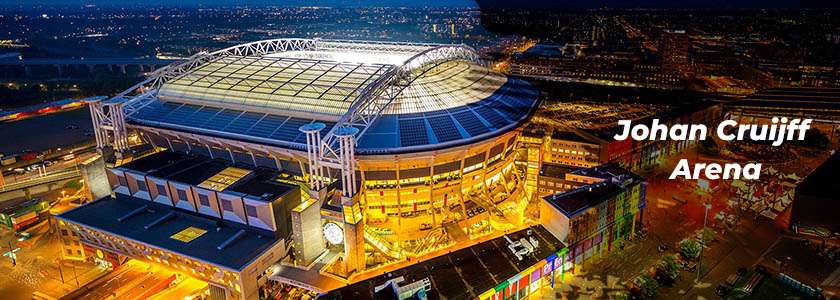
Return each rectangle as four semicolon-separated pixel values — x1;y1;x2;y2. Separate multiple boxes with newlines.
65;38;540;298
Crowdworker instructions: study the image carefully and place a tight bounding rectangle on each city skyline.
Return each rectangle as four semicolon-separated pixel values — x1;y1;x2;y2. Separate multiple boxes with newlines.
0;4;838;300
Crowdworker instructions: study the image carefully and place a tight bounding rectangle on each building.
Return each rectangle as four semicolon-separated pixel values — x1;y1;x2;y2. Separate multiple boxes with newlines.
726;87;840;134
511;54;684;90
68;38;541;299
659;29;689;77
726;87;840;148
524;100;721;173
56;218;86;261
537;163;579;197
323;162;646;300
540;164;645;268
59;152;299;299
324;225;571;300
544;131;601;168
790;151;840;240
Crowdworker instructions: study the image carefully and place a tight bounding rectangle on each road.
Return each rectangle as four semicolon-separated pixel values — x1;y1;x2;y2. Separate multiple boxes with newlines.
71;261;149;300
1;149;97;186
0;106;94;155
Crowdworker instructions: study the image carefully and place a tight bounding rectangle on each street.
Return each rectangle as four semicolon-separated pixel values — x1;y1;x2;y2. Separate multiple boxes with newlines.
0;218;108;300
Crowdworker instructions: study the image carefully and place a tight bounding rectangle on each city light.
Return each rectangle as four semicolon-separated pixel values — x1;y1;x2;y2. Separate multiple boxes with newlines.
1;3;837;300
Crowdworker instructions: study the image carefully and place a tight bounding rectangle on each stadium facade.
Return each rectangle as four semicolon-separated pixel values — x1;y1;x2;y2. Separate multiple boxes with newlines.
57;38;548;299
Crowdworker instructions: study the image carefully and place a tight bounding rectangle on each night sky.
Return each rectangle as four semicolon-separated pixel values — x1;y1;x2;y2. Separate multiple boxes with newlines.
3;0;839;8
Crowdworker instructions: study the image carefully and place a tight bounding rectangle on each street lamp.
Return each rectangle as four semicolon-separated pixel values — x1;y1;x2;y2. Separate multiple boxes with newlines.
697;202;712;282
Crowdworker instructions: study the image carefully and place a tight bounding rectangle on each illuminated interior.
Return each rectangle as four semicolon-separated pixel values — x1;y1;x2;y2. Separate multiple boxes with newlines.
170;226;208;243
355;131;532;271
198;167;252;191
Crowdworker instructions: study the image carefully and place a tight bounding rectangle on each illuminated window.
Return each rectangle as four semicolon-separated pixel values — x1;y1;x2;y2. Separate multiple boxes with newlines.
198;167;252;191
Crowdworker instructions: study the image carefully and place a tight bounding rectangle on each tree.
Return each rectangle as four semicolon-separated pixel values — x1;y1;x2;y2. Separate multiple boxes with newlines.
698;228;715;245
64;179;84;190
798;128;829;149
657;254;681;283
636;274;660;299
680;239;701;260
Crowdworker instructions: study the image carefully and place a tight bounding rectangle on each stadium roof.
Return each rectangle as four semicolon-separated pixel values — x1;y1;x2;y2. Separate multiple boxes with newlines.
158;56;392;117
124;38;539;154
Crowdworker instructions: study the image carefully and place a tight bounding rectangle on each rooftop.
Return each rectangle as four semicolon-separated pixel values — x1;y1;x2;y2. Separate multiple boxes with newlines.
570;163;643;181
146;155;210;179
544;182;624;217
168;159;231;185
119;151;298;201
551;130;593;144
197;167;252;191
58;194;280;270
323;225;565;300
119;151;190;173
544;164;644;218
226;168;296;202
540;162;578;179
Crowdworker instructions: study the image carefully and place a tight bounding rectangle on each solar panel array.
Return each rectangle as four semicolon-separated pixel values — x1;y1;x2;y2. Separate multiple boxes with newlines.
398;119;429;147
357;78;539;151
427;115;462;143
131;100;335;148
